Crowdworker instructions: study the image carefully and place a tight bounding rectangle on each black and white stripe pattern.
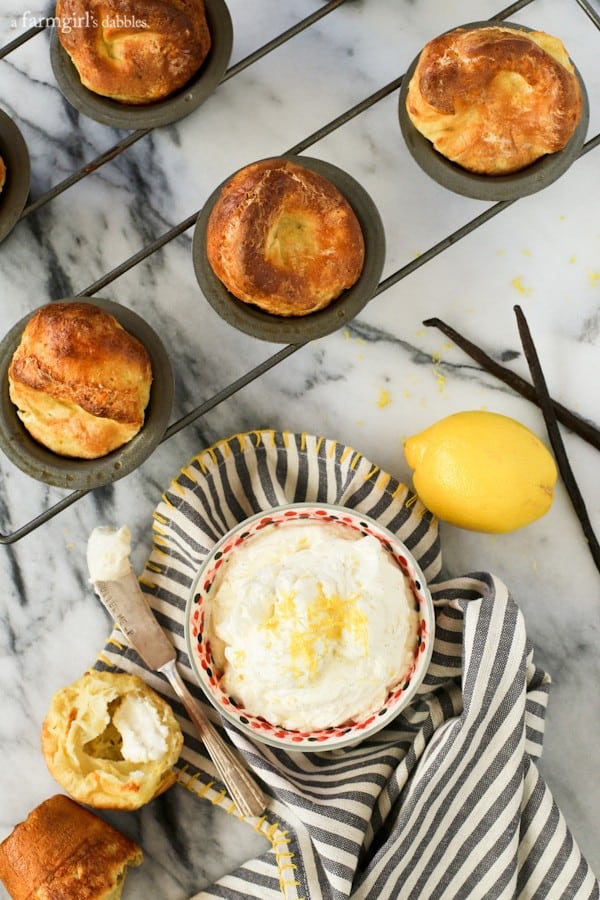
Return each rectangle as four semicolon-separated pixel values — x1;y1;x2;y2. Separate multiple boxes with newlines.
96;431;599;900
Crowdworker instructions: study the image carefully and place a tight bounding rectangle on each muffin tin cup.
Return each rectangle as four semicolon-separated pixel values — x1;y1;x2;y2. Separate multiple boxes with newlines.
0;297;174;490
398;21;590;202
50;0;233;130
0;109;30;244
192;155;386;344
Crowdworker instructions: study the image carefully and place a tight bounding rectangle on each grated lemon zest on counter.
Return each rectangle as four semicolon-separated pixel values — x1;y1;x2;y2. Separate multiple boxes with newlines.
511;275;532;296
377;388;391;409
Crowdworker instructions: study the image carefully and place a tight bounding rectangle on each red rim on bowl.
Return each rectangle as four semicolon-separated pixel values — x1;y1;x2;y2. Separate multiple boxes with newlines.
185;503;435;750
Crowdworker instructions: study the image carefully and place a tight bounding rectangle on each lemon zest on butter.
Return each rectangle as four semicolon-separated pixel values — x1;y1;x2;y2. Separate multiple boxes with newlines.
263;583;368;682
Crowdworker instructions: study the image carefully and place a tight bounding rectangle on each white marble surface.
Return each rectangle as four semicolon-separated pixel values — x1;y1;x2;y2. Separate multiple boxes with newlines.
0;0;599;896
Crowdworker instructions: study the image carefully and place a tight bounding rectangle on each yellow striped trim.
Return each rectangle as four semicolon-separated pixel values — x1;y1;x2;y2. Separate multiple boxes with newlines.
265;822;281;841
197;779;216;799
177;762;307;898
181;465;198;482
139;573;159;587
391;482;409;500
339;446;353;464
375;472;388;491
254;814;267;832
177;765;198;788
95;652;114;667
159;429;369;510
106;637;125;651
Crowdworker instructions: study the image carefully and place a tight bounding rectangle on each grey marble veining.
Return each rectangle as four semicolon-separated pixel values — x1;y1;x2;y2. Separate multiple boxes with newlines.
1;0;599;896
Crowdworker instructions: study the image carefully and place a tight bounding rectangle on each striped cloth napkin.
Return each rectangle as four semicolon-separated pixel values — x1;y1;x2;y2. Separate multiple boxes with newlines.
96;430;599;900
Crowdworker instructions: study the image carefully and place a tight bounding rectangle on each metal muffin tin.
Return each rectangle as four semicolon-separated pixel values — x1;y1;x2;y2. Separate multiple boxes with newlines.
398;21;590;202
50;0;233;130
0;298;174;490
0;109;30;244
192;155;386;345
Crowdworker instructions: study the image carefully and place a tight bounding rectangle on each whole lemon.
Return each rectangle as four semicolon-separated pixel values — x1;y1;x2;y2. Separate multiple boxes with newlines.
404;410;557;533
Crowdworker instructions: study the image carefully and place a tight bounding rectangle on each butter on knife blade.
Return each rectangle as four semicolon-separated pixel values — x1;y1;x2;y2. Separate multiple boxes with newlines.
87;525;175;671
86;525;268;818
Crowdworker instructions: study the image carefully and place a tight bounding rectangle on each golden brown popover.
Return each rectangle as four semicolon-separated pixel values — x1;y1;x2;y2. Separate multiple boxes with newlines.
0;794;143;900
8;301;153;459
56;0;211;104
41;670;183;810
206;158;365;317
406;26;583;174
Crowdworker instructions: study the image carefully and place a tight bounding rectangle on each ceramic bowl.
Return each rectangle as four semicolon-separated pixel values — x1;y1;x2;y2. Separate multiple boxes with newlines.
398;21;589;202
192;155;386;344
185;502;434;751
0;109;30;243
50;0;233;129
0;297;174;489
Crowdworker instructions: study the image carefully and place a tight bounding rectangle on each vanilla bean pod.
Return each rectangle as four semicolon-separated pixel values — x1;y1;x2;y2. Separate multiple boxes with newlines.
423;316;600;452
514;305;600;575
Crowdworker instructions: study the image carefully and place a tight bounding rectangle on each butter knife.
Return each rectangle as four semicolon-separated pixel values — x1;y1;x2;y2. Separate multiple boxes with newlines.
91;568;267;818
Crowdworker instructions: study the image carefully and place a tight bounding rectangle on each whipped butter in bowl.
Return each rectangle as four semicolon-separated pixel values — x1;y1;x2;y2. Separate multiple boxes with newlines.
185;503;434;750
